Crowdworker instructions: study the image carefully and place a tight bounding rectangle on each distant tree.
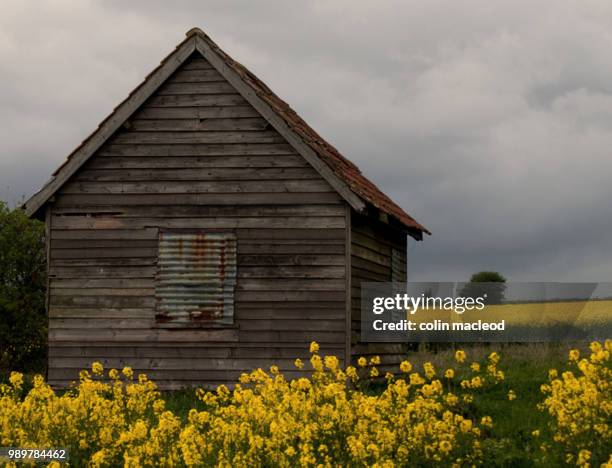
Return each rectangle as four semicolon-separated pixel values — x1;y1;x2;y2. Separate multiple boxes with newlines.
0;202;47;375
460;271;507;304
468;271;507;283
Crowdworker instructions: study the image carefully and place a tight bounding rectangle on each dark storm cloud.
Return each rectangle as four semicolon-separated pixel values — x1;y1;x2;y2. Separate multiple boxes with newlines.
2;0;612;281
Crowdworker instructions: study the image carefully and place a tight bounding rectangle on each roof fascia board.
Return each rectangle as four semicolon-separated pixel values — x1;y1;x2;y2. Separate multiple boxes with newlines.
24;38;197;217
193;36;367;214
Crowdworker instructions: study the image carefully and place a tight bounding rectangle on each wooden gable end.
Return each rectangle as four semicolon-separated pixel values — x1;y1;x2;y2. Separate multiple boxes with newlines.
55;52;341;208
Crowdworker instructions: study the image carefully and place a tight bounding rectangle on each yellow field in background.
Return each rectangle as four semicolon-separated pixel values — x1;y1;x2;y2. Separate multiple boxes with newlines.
408;300;612;327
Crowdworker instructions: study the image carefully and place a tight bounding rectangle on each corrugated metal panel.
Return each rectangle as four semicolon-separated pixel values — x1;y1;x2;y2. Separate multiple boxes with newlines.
155;231;236;326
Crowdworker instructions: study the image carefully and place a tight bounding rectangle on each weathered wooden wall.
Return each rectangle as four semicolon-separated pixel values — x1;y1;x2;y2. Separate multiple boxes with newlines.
350;213;408;370
47;53;348;389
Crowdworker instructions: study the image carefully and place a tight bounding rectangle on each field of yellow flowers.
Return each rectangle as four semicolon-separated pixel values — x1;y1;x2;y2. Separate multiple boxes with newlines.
1;341;610;467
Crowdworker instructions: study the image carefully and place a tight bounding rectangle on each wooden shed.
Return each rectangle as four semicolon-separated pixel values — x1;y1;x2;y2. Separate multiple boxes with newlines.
24;28;429;389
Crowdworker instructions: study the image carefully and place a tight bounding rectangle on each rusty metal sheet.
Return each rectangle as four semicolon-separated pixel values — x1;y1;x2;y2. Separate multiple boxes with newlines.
155;231;236;326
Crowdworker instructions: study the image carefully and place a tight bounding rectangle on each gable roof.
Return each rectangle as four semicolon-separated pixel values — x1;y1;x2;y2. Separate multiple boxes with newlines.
23;28;429;238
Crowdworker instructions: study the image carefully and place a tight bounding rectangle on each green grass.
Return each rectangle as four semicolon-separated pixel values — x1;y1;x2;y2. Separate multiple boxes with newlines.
401;343;586;466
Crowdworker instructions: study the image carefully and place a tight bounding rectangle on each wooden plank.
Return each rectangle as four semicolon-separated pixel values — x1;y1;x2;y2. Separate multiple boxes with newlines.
237;265;345;279
97;143;295;156
51;227;344;241
60;180;333;194
50;296;155;308
49;339;344;349
45;206;52;320
49;318;153;329
49;346;231;358
52;205;343;218
145;94;247;107
351;256;390;276
50;278;154;288
23;37;197;217
50;258;157;267
235;290;345;302
352;244;391;267
85;155;308;169
235;308;344;320
352;231;392;256
112;130;285;145
49;308;153;319
51;228;158;240
49;327;239;342
49;266;156;278
51;216;345;230
74;167;320;182
129;117;269;131
48;357;320;370
238;254;344;266
156;81;236;95
345;206;351;367
180;57;215;70
239;238;343;245
238;319;344;331
51;248;157;259
48;307;345;321
51;239;157;249
133;106;259;119
236;278;345;290
54;193;342;207
238;244;344;255
51;288;154;297
238;330;344;343
352;267;388;282
49;318;343;332
165;68;224;83
238;229;345;240
236;300;344;309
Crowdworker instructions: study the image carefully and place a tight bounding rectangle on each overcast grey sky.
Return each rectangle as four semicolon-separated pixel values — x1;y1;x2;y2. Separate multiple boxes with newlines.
2;1;612;282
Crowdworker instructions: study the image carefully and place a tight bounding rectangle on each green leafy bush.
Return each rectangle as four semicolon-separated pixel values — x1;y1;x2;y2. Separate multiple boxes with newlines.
0;202;46;375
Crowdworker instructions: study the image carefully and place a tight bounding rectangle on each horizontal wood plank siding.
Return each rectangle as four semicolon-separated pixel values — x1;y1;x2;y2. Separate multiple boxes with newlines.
350;213;408;368
47;53;347;388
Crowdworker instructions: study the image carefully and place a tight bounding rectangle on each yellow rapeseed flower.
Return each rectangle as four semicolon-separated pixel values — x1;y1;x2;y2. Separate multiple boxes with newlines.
577;449;591;466
9;372;23;389
455;350;466;363
569;349;580;361
91;362;104;375
399;360;412;373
